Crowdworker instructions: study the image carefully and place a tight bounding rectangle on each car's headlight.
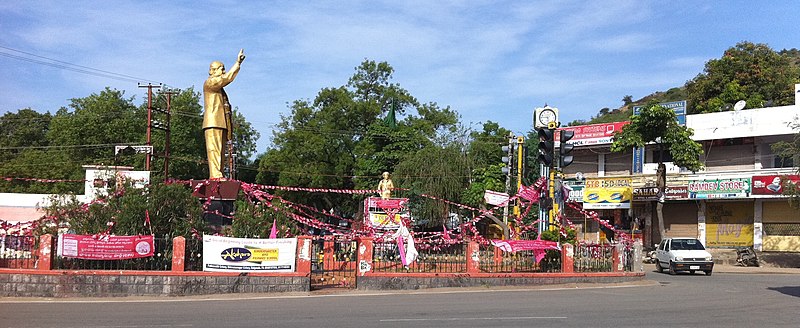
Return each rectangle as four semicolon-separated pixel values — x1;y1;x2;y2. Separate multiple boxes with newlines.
705;257;713;262
675;256;683;261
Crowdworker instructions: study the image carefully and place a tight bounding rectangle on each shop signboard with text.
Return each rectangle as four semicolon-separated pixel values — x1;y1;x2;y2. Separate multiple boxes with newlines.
583;177;632;209
688;178;751;199
633;185;689;201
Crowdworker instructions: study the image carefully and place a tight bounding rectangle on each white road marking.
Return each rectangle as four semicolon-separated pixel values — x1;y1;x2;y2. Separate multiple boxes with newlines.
380;316;567;322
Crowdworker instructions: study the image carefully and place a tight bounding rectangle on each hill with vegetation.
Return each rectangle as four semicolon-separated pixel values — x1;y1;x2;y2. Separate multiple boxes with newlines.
569;42;800;126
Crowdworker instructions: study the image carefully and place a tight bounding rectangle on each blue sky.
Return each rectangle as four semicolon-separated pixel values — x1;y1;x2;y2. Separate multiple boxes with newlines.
2;1;799;154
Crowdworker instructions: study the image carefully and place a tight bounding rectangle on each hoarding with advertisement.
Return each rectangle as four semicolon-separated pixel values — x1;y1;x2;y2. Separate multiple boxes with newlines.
634;100;686;125
57;234;154;260
583;177;632;209
751;174;799;195
688;178;751;199
556;121;629;147
202;235;297;272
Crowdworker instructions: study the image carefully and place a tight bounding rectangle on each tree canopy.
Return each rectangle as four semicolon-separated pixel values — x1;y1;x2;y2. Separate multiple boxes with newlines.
685;41;800;114
0;87;261;193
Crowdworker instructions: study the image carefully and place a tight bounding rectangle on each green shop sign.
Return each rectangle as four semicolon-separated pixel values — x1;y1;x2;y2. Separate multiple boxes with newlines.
688;178;751;199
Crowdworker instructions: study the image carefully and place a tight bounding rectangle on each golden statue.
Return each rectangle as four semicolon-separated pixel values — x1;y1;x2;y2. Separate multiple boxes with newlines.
203;49;245;180
377;172;394;199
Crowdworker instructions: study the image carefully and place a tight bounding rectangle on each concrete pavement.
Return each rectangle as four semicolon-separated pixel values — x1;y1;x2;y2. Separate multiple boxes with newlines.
712;262;800;274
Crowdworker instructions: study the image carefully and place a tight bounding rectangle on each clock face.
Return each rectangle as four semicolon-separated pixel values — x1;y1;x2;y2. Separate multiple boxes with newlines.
539;109;556;125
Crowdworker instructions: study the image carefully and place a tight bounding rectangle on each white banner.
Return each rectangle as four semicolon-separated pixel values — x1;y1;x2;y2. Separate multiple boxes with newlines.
484;190;510;206
202;235;297;272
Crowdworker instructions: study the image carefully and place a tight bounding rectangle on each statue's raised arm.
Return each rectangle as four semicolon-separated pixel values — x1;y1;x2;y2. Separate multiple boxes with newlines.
202;49;245;180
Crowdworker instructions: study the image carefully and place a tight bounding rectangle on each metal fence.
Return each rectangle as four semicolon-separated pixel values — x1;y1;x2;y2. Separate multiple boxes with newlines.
574;243;616;272
53;235;174;271
477;244;561;273
185;237;204;271
311;237;358;288
0;235;37;269
372;242;466;273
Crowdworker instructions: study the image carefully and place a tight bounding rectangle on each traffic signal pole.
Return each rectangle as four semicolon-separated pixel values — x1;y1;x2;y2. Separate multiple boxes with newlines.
514;136;524;218
549;169;557;231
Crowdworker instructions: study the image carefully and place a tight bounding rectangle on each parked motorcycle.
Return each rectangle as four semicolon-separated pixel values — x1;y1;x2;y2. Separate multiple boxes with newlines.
736;247;759;267
642;245;657;264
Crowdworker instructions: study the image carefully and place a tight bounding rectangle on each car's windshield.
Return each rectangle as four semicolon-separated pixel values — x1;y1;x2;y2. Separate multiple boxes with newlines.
671;239;705;250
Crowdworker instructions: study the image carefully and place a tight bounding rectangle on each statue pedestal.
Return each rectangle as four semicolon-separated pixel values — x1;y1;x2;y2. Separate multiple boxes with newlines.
190;180;240;200
191;180;241;227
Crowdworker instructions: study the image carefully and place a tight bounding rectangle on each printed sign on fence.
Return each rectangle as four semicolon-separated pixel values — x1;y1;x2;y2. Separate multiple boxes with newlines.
57;234;154;260
202;235;297;272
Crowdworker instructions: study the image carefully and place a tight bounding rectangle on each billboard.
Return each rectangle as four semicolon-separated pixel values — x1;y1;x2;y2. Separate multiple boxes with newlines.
633;100;686;126
583;177;632;209
556;121;629;147
751;174;800;195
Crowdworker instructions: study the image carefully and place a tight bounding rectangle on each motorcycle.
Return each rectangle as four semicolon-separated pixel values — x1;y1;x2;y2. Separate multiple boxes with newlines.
736;247;759;267
642;245;657;264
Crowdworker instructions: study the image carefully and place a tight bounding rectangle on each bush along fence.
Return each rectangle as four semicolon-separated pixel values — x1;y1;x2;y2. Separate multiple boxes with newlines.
0;234;644;297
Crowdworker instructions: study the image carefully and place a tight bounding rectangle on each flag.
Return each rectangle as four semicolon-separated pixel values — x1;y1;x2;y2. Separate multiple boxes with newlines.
384;99;397;129
442;224;451;241
269;219;278;239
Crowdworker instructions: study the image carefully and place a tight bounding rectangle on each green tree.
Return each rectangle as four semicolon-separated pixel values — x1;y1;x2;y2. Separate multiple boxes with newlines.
611;104;703;242
0;108;51;161
685;41;800;113
0;109;57;192
40;182;206;238
257;59;459;216
622;96;633;105
772;121;800;208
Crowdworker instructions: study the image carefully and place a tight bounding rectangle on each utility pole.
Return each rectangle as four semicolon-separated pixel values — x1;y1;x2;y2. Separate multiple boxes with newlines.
139;83;161;171
162;89;178;180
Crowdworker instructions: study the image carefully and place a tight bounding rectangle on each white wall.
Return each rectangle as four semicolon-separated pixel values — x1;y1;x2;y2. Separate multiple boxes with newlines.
688;104;799;141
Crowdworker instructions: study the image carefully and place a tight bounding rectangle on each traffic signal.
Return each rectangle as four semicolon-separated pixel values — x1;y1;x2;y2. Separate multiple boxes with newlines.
537;128;554;166
501;145;511;174
559;130;574;168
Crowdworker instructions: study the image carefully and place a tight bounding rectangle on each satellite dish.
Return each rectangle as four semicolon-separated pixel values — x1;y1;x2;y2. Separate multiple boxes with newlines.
575;172;584;181
733;100;746;111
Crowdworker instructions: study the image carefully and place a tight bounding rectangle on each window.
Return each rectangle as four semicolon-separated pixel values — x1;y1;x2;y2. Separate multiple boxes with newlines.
774;155;794;168
650;150;673;163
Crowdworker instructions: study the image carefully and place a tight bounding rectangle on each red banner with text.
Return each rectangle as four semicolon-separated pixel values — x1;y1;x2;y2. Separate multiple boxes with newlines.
57;234;155;260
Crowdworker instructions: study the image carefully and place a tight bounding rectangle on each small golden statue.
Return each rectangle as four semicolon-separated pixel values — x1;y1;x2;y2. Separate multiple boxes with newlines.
203;49;245;180
377;172;394;199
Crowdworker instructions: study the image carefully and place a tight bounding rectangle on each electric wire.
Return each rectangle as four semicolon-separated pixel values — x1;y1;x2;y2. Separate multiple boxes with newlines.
0;45;163;85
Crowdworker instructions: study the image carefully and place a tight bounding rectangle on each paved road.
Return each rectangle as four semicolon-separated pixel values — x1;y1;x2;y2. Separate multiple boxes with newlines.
1;270;798;328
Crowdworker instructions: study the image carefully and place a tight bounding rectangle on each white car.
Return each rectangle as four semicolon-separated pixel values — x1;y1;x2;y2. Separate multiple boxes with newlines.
655;238;714;275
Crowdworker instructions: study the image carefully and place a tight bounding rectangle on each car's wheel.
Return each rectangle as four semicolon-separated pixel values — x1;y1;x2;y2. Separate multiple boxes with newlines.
704;270;712;276
668;261;677;275
655;260;663;273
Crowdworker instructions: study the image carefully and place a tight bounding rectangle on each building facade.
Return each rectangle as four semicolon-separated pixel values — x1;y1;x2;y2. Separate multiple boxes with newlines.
558;84;800;252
